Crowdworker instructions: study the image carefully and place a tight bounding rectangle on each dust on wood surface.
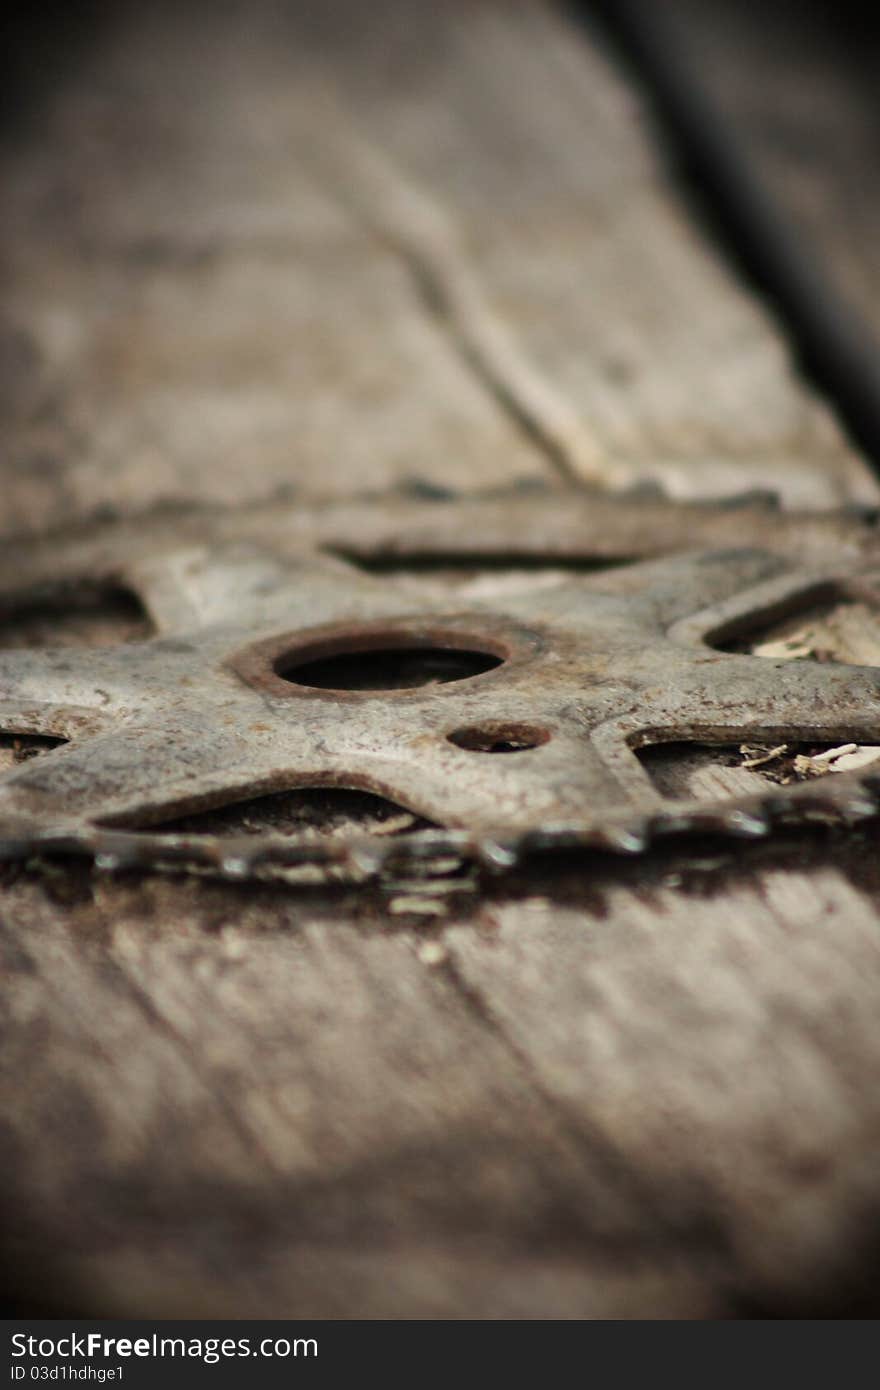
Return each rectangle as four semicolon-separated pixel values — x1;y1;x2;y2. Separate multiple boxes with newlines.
1;0;875;536
2;0;880;1319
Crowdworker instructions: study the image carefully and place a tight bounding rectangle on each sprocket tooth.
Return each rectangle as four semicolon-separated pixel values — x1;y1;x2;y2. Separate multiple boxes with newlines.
648;810;701;837
715;808;772;838
591;824;650;854
4;492;880;886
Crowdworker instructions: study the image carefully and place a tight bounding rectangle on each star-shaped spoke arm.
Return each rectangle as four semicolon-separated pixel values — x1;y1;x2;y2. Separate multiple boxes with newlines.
486;552;880;801
289;728;664;834
2;526;880;872
0;722;289;831
659;562;880;746
588;655;880;793
122;543;451;639
496;549;793;636
661;652;880;747
0;647;150;742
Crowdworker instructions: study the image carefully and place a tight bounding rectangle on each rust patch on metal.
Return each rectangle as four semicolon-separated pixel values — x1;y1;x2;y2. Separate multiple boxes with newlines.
229;618;529;700
1;491;880;883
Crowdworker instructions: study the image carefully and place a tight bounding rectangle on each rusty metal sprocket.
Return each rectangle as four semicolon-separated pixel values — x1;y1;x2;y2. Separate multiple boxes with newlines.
3;490;880;884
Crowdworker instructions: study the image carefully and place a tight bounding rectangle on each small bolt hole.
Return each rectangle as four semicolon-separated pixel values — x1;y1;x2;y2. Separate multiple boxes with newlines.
447;723;551;754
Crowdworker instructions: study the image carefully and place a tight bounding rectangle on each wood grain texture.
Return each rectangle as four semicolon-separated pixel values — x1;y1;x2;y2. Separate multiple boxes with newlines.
665;0;880;345
4;812;880;1317
3;0;880;1320
0;871;727;1318
446;868;880;1306
0;4;549;535
280;0;876;507
1;0;874;535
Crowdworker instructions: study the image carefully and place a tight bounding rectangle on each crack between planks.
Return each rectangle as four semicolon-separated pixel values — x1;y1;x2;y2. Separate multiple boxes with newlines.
292;83;626;492
576;0;880;485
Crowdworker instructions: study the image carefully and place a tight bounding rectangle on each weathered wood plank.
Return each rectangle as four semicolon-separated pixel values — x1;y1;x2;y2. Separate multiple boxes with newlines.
280;0;875;506
3;0;880;1320
664;0;880;350
2;0;873;533
445;866;880;1309
5;807;880;1315
0;6;550;536
0;871;726;1318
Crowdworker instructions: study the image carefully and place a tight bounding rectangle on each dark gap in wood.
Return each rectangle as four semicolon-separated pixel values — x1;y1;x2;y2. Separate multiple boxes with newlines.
137;786;435;839
0;587;153;649
0;732;67;765
393;250;583;488
575;0;880;474
719;600;843;657
332;552;634;576
0;2;108;146
637;739;853;800
638;742;744;799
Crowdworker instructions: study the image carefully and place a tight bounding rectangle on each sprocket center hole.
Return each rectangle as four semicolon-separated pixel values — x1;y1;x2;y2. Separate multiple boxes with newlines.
276;643;504;692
